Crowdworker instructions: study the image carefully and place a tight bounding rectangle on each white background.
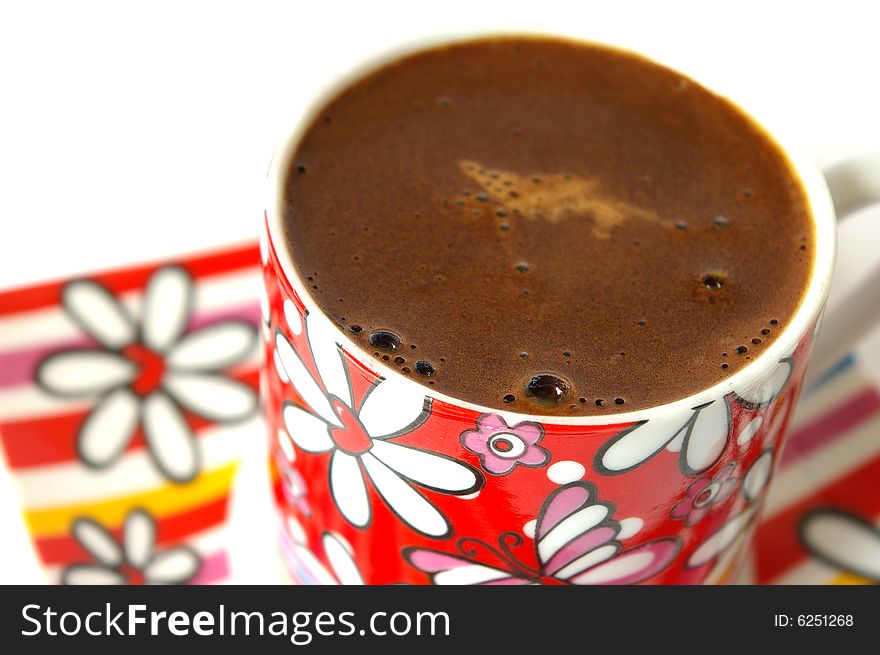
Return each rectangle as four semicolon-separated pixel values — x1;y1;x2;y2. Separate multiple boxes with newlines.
1;0;878;583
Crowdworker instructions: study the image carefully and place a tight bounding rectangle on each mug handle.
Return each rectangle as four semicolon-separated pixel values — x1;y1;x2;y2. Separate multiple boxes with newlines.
807;153;880;378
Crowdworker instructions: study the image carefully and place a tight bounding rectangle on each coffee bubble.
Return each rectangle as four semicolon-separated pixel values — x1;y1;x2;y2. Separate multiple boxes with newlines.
369;331;403;351
525;374;571;404
702;273;726;289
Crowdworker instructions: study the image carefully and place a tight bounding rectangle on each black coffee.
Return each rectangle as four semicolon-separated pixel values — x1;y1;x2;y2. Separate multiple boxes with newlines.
283;36;814;415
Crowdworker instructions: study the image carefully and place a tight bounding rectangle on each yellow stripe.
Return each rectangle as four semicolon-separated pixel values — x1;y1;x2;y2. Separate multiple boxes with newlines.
23;463;237;537
829;571;873;585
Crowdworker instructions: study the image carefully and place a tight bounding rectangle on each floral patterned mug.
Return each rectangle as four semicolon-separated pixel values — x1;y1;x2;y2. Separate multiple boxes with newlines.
260;34;880;585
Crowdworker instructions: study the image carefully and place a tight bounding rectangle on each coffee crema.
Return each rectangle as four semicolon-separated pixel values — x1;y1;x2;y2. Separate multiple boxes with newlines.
283;36;814;415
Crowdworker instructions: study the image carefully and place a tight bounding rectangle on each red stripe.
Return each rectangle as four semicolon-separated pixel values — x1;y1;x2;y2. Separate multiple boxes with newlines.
33;494;231;566
0;369;259;469
271;476;285;508
0;242;259;317
753;451;880;583
779;387;880;468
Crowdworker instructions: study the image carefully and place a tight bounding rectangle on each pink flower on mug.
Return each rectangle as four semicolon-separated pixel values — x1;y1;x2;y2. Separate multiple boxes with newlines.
405;481;680;585
687;449;774;569
460;413;549;475
275;312;483;539
671;462;738;526
62;509;200;585
36;267;258;482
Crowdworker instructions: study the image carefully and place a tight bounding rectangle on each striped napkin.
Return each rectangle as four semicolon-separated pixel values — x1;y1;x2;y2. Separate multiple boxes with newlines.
0;244;261;584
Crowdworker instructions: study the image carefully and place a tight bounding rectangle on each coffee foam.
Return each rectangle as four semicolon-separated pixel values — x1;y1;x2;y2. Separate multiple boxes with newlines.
283;36;814;415
458;160;664;238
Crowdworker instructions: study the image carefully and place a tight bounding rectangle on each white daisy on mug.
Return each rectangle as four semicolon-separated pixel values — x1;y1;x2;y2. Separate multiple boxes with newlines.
275;310;483;539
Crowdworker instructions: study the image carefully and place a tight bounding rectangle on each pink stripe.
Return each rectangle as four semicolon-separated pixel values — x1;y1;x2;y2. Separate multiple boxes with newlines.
189;550;231;585
779;387;880;468
0;304;259;389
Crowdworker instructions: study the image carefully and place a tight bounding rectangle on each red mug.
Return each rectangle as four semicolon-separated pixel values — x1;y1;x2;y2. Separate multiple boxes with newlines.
259;34;880;585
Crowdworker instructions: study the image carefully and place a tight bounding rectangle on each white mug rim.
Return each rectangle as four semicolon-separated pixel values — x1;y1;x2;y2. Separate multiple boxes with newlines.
265;30;836;427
